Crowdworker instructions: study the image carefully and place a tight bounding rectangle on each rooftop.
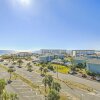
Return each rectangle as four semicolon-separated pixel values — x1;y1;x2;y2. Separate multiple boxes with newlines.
87;59;100;64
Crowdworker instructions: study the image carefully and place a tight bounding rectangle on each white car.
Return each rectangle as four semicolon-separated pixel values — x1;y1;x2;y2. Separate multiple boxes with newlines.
96;76;100;81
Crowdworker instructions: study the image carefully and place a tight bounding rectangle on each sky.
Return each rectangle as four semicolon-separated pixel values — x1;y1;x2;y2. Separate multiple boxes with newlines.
0;0;100;51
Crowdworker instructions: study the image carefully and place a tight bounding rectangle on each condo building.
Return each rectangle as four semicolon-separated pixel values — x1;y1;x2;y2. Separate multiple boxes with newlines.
40;49;67;54
72;50;95;57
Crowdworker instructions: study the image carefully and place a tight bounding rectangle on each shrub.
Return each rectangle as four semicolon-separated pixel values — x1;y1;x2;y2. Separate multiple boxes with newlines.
48;65;54;71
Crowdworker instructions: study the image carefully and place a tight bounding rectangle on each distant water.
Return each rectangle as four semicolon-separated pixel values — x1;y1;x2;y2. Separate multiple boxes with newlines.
0;50;15;55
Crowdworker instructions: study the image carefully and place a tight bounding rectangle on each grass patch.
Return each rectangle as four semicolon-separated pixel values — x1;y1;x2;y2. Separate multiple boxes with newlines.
60;93;69;100
65;79;93;92
51;64;70;74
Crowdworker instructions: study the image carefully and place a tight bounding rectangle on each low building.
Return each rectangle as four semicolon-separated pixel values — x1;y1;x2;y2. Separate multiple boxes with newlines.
39;55;54;62
51;59;64;64
87;59;100;74
72;50;95;57
74;57;87;64
54;54;65;59
40;49;67;54
15;52;33;57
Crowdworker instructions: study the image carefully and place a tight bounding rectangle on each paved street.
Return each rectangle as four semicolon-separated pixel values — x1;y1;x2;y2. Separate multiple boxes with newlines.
50;71;100;92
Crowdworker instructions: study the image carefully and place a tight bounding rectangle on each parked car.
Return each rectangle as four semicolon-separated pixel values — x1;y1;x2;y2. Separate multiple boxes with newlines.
91;76;96;80
82;74;87;78
17;66;21;68
4;63;8;65
9;66;16;71
9;66;14;68
0;59;4;62
69;71;77;75
7;80;12;84
96;76;100;81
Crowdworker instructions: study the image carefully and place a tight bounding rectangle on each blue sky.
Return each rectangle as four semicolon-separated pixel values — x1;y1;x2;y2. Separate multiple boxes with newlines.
0;0;100;50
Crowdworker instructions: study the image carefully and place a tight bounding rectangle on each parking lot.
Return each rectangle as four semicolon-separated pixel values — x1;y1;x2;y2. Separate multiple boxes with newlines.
0;63;45;100
10;79;44;100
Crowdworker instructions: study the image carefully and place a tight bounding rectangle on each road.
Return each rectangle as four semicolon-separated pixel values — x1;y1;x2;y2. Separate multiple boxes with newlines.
50;71;100;92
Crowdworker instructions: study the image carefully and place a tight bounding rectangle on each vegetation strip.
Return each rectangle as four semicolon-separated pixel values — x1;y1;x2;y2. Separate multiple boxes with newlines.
53;76;94;92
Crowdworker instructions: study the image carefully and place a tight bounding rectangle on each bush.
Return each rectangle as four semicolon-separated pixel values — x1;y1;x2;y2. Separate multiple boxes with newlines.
86;70;96;76
48;65;54;71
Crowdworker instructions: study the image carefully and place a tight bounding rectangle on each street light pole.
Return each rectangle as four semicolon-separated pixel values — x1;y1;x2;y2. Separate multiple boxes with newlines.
81;94;84;100
57;66;58;78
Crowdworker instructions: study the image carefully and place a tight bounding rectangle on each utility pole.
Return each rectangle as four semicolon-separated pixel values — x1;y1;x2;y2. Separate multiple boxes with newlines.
57;66;58;78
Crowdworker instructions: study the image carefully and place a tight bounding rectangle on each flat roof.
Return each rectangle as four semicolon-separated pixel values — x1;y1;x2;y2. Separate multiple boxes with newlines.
87;59;100;64
74;57;87;60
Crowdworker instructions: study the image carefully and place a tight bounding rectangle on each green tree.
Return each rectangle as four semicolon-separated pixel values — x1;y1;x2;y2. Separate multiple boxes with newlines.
52;82;61;92
10;54;16;63
39;67;43;75
43;67;48;75
9;93;19;100
47;75;53;90
42;76;48;93
63;58;68;63
27;63;32;72
2;90;9;100
47;65;54;71
41;62;46;68
0;79;6;99
8;56;12;63
48;89;60;100
8;68;14;81
76;63;85;69
17;59;23;68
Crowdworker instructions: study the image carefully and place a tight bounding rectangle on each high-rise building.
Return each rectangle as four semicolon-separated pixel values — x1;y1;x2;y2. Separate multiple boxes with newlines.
40;49;67;54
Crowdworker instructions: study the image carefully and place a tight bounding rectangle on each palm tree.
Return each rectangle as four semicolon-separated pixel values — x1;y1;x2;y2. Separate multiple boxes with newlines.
41;62;46;68
52;82;61;92
17;59;23;68
39;67;43;75
43;67;48;75
9;93;19;100
0;79;6;99
10;54;16;63
42;76;48;93
8;56;12;63
2;90;9;100
27;63;32;72
8;68;14;81
48;89;60;100
47;75;53;90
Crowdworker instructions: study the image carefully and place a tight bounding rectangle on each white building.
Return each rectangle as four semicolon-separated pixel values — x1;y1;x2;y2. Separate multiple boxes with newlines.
40;49;67;54
87;59;100;74
15;52;33;57
72;50;95;57
39;55;54;62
